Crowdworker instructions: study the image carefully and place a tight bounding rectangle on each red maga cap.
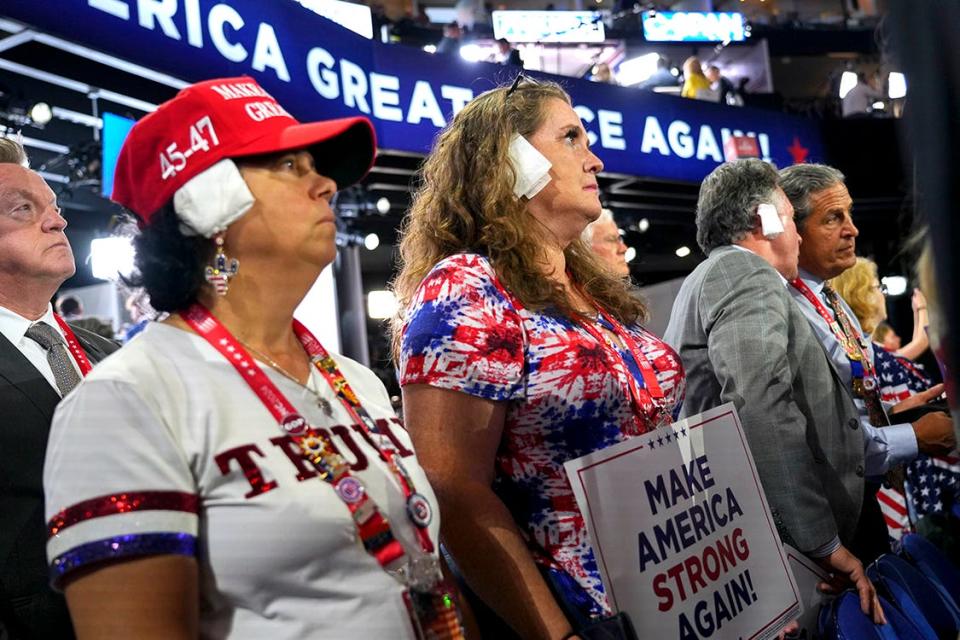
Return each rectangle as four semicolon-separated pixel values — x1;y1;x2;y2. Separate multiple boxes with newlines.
112;76;376;222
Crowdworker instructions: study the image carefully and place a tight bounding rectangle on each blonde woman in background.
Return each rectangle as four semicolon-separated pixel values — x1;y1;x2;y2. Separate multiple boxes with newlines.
681;56;714;100
830;257;930;361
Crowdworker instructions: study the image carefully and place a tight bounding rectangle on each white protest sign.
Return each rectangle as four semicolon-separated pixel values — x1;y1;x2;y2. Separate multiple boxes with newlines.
784;545;833;639
565;403;800;639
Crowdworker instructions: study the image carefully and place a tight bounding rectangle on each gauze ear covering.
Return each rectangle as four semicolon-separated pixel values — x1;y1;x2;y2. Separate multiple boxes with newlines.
758;203;784;239
508;134;552;199
173;159;255;237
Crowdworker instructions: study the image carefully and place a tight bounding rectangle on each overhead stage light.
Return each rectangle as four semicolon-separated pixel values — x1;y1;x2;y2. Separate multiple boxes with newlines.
28;102;53;125
617;53;660;86
839;71;857;99
90;236;135;281
367;290;399;319
675;245;691;258
888;72;906;99
881;276;907;297
459;43;498;63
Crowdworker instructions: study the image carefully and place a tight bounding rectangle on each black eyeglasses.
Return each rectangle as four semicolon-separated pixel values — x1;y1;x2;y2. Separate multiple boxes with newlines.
506;70;537;98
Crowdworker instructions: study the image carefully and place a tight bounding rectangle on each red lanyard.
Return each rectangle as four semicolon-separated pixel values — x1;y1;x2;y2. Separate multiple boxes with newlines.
53;313;93;376
569;275;664;401
789;278;875;376
181;304;434;569
488;267;666;426
575;309;664;399
292;319;434;554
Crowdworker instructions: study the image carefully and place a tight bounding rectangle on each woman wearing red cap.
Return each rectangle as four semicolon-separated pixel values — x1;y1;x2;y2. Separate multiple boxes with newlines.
42;77;461;639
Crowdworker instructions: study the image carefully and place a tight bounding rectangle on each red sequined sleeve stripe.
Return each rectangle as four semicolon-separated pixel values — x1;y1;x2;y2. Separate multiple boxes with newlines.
46;491;199;586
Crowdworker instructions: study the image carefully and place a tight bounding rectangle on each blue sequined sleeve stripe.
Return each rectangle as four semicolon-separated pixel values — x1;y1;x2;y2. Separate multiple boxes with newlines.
50;532;197;587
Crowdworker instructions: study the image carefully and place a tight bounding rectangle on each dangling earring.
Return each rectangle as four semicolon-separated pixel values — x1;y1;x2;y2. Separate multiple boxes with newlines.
204;233;239;296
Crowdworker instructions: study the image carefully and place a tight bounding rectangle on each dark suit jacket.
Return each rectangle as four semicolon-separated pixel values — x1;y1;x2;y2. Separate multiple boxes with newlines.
663;247;865;553
0;324;118;639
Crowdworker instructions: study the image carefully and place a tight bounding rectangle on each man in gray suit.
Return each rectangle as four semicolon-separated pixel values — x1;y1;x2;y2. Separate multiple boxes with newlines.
779;163;952;459
663;159;884;623
779;163;954;562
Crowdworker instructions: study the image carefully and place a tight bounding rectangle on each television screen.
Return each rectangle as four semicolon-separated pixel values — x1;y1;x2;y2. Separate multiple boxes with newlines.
100;112;136;198
492;11;605;43
642;11;746;43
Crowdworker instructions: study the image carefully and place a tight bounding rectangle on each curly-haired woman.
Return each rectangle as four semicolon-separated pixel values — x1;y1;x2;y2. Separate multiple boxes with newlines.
391;78;686;639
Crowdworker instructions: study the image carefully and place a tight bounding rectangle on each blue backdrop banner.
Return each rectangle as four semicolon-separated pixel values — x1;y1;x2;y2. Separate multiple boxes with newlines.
3;0;823;182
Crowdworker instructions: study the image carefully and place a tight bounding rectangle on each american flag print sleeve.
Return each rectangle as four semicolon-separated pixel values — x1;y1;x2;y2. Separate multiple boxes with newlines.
399;253;526;401
398;252;686;617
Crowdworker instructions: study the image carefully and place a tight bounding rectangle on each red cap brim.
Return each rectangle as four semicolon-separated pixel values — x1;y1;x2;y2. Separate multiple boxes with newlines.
230;116;376;190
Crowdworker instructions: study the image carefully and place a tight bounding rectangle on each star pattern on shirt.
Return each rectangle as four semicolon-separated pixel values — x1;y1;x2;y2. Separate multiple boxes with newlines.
907;454;960;518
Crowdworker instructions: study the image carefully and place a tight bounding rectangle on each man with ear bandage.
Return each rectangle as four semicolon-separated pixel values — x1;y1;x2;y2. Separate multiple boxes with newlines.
393;77;685;640
664;158;886;626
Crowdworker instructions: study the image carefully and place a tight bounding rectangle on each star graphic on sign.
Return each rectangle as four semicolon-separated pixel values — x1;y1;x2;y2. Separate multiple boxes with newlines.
787;136;809;164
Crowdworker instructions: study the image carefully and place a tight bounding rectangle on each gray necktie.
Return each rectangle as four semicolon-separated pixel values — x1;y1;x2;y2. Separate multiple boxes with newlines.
25;322;82;396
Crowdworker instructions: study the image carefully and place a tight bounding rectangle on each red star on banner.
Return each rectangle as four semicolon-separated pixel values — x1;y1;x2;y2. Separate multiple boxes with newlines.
787;136;809;164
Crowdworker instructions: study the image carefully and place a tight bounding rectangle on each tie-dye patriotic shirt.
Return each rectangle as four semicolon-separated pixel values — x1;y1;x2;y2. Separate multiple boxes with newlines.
399;253;685;616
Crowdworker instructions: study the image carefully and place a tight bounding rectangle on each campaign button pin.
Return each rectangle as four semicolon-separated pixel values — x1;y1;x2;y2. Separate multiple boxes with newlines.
335;477;365;504
280;413;307;435
406;493;432;528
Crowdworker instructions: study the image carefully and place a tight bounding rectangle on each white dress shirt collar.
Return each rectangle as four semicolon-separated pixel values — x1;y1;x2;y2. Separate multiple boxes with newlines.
0;303;63;348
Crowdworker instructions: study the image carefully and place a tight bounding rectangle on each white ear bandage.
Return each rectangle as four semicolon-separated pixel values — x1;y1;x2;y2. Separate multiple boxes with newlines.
173;159;255;238
508;134;552;199
757;203;784;239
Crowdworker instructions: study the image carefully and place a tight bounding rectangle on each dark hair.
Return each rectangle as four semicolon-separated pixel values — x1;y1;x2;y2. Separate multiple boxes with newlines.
696;158;780;253
56;295;82;316
778;163;845;230
126;203;214;312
